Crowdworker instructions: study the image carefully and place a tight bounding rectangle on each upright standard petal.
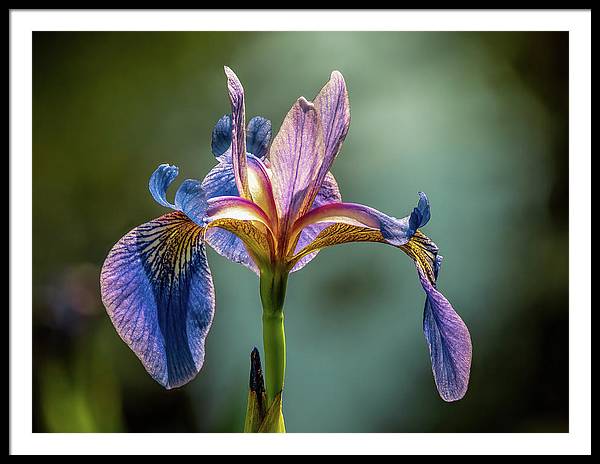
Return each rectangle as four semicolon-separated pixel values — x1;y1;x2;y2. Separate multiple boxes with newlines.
269;97;325;232
304;71;350;208
224;66;251;199
100;212;215;389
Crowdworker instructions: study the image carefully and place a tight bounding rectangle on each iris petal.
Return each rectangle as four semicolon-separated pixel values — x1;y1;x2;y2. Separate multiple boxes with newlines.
402;233;471;401
246;116;271;159
211;114;232;158
204;227;259;274
417;265;472;402
148;164;208;228
207;195;273;232
269;97;325;230
224;66;251;199
174;179;208;226
149;164;179;209
200;155;261;273
291;172;342;272
303;71;351;210
201;155;239;199
291;199;422;251
100;212;215;389
206;217;272;269
288;218;472;402
289;222;386;267
206;196;274;269
210;114;272;161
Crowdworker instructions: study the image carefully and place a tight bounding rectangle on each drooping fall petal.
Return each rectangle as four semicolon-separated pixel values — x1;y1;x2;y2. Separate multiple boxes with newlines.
148;164;208;227
418;264;472;402
100;212;215;389
401;234;471;401
288;195;472;402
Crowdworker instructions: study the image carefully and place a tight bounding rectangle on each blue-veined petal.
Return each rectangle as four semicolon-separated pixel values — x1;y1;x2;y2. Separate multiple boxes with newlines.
100;211;215;389
201;155;239;199
410;191;431;230
175;179;208;226
210;114;272;161
246;116;271;159
417;264;472;402
211;114;232;158
149;164;179;209
148;164;208;227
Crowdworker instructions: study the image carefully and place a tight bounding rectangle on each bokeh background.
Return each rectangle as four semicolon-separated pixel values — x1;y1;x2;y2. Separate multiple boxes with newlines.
32;32;568;433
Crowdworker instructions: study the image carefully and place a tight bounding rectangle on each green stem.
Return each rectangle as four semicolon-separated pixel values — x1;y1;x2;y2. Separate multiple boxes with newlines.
259;268;288;405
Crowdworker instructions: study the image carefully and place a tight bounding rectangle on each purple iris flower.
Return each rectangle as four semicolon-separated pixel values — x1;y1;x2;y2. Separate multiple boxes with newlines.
100;67;472;404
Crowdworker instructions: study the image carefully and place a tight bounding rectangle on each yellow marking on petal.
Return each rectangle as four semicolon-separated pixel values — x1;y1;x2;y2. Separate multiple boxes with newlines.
206;218;272;267
208;199;278;241
288;224;438;284
287;223;385;268
399;231;437;284
135;211;205;286
247;163;278;228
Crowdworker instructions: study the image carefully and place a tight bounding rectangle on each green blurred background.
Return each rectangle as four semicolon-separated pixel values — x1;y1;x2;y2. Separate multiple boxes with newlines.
33;31;568;433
